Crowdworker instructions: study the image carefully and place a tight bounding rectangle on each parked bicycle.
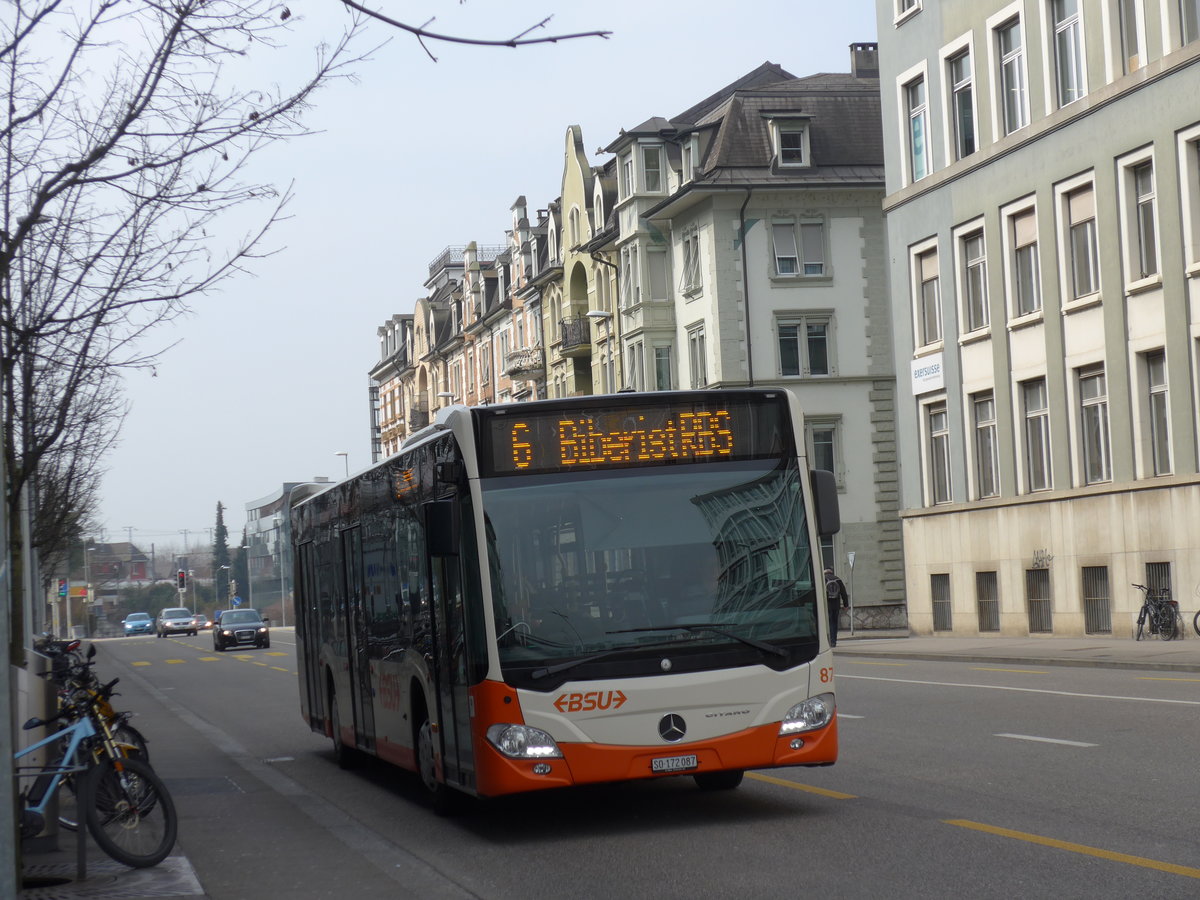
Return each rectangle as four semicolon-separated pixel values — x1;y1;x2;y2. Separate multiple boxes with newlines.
15;638;176;868
1132;584;1180;641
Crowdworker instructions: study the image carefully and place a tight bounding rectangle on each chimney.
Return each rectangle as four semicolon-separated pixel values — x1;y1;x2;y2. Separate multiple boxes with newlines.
850;42;879;79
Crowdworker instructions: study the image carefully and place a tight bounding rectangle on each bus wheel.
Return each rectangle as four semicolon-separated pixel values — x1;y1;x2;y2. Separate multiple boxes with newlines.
329;683;356;770
416;717;460;815
693;770;744;791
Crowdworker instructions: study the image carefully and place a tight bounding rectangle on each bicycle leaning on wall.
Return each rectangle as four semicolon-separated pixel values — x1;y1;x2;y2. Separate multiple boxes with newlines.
1131;583;1181;641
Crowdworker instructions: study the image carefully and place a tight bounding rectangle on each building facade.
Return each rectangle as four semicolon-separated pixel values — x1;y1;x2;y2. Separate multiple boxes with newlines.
877;0;1200;636
597;51;905;619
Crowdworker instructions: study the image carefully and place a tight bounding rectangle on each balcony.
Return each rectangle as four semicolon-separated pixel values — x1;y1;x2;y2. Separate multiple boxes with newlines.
558;316;591;358
427;244;507;279
505;346;545;379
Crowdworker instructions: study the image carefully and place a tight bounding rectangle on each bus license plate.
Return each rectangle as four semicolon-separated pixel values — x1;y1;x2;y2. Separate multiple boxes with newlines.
651;754;698;773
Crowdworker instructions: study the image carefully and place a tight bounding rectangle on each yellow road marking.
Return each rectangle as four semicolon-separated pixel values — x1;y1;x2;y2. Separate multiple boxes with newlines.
1136;676;1200;682
252;662;268;667
271;667;290;673
132;661;151;667
197;657;219;661
747;772;857;799
265;652;287;656
970;667;1049;674
945;819;1200;879
166;659;185;664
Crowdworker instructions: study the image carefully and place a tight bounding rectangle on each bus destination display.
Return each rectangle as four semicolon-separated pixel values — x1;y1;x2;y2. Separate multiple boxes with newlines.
480;398;787;476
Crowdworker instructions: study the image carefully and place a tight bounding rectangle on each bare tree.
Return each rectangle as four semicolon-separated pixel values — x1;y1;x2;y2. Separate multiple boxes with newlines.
1;0;365;650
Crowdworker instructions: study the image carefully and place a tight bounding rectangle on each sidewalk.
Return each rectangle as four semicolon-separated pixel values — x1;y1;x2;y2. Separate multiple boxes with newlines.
18;629;1200;898
836;628;1200;673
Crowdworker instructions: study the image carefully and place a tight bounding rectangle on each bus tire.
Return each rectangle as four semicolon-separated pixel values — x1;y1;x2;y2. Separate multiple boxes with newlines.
328;678;356;770
416;715;463;816
693;770;744;791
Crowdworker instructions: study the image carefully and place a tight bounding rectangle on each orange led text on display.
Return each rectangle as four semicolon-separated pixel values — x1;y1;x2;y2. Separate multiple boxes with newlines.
508;410;735;470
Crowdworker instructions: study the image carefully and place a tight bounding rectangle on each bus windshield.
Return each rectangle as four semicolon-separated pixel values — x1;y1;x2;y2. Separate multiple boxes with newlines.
481;459;819;689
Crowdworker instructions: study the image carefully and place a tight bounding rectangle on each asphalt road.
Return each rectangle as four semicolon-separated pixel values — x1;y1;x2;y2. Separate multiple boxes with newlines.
49;632;1200;900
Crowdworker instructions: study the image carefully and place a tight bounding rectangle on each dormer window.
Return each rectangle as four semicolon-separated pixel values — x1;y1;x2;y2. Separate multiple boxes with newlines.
682;135;700;182
772;119;811;167
641;144;663;192
593;181;605;231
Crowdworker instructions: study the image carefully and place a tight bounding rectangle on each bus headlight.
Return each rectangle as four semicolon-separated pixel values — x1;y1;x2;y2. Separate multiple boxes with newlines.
779;693;835;735
486;724;563;759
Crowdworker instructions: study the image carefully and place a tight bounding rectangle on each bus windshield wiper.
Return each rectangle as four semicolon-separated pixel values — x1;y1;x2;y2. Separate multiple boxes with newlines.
529;638;700;680
606;624;788;658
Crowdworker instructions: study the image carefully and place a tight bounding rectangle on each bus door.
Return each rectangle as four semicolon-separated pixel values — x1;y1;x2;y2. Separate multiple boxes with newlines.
340;526;375;752
426;496;476;792
296;542;324;729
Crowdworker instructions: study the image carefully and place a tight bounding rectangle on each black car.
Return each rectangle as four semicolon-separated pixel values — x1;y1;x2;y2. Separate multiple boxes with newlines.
212;609;270;651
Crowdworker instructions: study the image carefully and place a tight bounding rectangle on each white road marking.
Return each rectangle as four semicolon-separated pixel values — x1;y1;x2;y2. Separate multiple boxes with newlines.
995;733;1098;747
839;673;1200;706
838;713;865;719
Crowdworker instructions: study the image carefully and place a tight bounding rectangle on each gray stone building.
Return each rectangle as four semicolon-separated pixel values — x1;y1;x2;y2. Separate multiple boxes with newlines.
876;0;1200;636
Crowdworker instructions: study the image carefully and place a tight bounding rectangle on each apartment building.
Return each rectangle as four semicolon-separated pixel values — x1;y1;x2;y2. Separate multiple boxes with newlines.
877;0;1200;636
592;51;905;617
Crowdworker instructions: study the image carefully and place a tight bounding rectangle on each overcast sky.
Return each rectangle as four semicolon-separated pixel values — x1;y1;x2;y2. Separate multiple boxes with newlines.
95;0;878;554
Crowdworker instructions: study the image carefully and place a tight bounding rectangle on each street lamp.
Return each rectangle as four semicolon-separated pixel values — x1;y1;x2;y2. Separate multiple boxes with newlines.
334;451;349;479
436;391;455;407
586;310;615;393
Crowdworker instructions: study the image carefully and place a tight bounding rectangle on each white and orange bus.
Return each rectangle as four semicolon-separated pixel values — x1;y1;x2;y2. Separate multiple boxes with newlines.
291;389;841;808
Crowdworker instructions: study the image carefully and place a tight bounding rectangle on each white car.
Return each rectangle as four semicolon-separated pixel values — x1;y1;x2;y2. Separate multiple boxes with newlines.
156;607;197;637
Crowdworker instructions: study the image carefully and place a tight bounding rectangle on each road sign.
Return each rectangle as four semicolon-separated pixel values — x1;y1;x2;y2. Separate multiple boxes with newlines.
232;596;243;607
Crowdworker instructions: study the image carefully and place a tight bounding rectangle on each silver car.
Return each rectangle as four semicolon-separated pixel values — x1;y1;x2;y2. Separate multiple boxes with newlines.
156;607;196;637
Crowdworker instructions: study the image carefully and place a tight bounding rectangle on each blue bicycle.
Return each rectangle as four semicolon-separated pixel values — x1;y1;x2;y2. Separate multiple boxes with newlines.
15;663;177;867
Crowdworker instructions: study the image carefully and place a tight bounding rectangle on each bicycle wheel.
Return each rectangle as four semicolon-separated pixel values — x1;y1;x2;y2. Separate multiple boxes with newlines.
1158;611;1177;641
1193;608;1200;639
83;756;177;868
1136;607;1147;641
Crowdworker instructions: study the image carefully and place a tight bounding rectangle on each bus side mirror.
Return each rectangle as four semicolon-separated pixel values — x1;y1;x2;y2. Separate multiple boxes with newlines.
810;469;841;537
425;499;461;557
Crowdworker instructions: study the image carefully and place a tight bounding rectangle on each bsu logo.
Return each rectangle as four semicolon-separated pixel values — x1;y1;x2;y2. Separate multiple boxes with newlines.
553;690;628;713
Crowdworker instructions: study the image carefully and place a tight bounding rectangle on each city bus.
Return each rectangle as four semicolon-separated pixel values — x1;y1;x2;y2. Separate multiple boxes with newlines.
290;389;841;808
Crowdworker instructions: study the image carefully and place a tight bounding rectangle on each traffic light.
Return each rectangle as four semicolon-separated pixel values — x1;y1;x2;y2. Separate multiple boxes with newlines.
177;569;186;590
58;578;68;597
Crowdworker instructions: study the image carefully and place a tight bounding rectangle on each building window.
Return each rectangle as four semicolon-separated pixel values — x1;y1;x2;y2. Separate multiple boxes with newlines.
680;229;702;293
927;402;951;504
619;152;633;200
776;123;809;166
973;392;999;498
620;243;639;308
682;135;699;182
1118;0;1142;72
961;229;988;331
906;77;930;182
687;326;707;388
1146;350;1171;475
568;208;580;249
1051;0;1085;107
1078;366;1111;484
641;145;662;193
1131;161;1158;279
1010;208;1041;316
654;346;673;391
949;50;976;159
1066;185;1099;299
778;315;832;377
997;18;1028;134
897;0;920;15
915;246;941;345
1022;378;1051;491
1182;0;1200;44
772;221;825;277
806;422;844;487
626;339;645;391
976;571;1000;631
